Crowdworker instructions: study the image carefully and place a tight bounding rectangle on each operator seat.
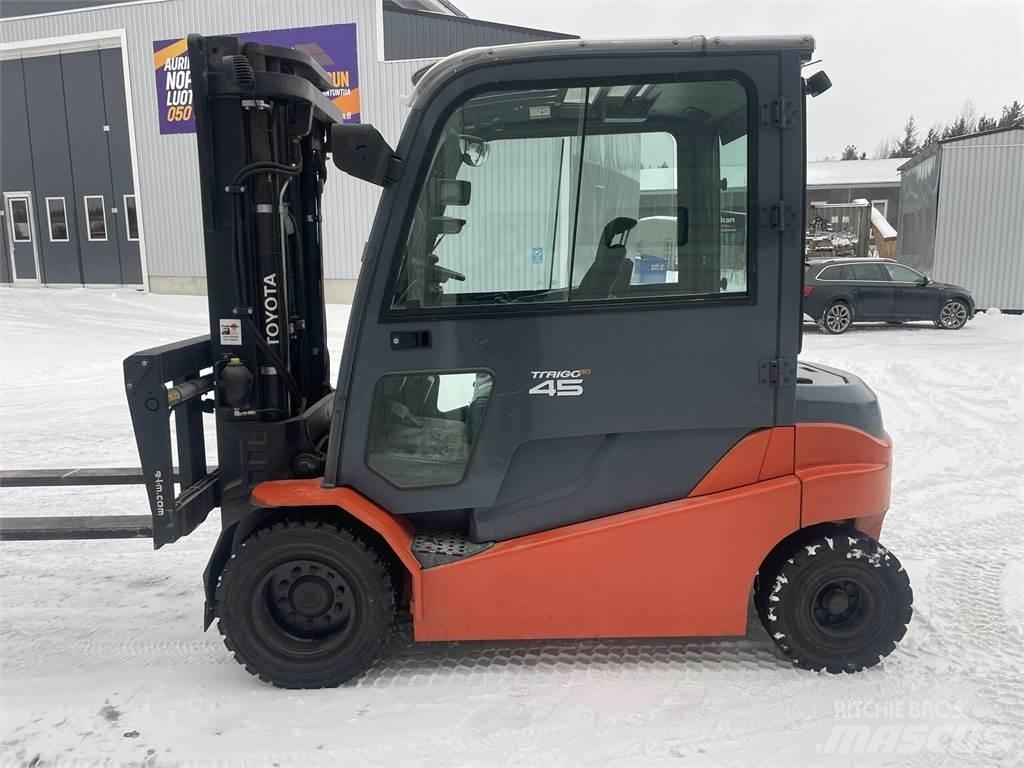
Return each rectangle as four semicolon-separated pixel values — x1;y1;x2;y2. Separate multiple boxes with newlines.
574;217;637;300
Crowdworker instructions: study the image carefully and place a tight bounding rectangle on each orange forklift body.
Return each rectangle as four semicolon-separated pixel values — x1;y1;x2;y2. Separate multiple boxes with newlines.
251;423;891;642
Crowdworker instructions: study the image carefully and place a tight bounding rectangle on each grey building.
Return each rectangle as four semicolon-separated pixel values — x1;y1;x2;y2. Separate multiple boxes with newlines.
897;126;1024;310
806;159;903;227
0;0;572;299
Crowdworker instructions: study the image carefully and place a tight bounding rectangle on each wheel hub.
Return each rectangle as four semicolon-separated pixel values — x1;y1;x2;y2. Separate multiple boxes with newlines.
291;577;333;617
265;559;354;639
812;579;863;628
823;587;851;616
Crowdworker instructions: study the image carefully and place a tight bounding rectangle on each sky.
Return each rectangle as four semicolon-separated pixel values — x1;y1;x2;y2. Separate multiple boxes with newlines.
455;0;1024;160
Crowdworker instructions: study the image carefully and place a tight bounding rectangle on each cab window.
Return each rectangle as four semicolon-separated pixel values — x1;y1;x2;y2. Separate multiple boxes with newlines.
390;78;750;311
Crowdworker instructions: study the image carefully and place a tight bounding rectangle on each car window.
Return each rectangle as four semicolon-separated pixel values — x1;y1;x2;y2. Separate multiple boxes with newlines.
817;264;854;280
884;264;924;282
851;262;889;281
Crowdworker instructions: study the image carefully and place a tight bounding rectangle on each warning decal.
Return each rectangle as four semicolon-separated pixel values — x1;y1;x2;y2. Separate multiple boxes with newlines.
220;318;242;346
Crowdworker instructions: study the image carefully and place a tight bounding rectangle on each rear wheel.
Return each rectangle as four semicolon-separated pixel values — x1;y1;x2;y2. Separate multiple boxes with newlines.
936;298;969;329
756;531;912;672
215;517;396;688
819;300;853;334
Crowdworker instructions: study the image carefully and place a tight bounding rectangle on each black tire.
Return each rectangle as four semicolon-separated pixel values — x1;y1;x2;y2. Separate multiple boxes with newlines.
756;531;912;673
215;517;396;688
819;300;853;334
935;298;969;330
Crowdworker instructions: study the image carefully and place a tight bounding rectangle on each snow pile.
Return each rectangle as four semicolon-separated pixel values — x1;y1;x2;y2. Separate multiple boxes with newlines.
1;288;1022;767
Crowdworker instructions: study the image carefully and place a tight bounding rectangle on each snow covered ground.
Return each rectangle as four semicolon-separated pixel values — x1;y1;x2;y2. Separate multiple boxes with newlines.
1;288;1022;767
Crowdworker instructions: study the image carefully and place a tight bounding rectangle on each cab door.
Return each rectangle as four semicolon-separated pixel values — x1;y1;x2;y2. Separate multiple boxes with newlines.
328;48;804;542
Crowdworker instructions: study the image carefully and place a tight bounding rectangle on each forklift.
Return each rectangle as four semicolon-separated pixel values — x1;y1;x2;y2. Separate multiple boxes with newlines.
113;33;912;687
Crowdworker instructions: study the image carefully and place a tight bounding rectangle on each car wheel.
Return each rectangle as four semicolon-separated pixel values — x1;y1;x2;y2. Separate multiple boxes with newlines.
819;301;853;334
936;298;969;330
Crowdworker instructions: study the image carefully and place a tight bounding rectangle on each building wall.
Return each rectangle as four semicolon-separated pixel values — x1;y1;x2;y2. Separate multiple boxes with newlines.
932;129;1024;309
895;150;940;275
1;0;433;297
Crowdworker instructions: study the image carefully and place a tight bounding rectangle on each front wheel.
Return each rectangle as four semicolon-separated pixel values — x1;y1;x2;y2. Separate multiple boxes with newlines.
756;531;912;673
215;517;396;688
936;298;969;329
819;301;853;334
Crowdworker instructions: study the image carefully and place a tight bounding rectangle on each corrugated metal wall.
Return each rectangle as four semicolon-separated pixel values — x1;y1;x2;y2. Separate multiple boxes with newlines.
896;150;940;274
1;0;432;282
933;129;1024;309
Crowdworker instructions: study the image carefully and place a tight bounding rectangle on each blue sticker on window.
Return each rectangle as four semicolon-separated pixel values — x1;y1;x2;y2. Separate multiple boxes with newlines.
532;246;544;264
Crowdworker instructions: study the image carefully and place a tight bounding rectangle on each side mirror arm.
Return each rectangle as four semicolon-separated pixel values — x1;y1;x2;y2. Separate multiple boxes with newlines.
330;124;404;186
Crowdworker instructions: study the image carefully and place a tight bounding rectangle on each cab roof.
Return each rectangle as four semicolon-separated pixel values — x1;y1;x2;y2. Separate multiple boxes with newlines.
409;35;816;109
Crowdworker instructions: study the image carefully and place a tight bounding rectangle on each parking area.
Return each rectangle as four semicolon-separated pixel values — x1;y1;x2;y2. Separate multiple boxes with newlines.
1;288;1021;767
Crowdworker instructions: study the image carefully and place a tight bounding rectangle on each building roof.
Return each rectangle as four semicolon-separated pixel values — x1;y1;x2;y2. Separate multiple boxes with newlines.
383;2;576;61
388;0;468;16
806;159;903;188
939;123;1023;146
898;125;1023;172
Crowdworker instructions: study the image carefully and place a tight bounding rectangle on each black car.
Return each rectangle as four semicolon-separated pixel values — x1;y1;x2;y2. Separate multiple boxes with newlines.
803;258;975;334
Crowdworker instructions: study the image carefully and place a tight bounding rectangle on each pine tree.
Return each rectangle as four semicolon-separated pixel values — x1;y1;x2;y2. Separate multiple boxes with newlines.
922;126;942;148
840;144;861;160
943;101;977;139
977;114;997;132
943;116;970;139
891;115;919;158
997;100;1023;128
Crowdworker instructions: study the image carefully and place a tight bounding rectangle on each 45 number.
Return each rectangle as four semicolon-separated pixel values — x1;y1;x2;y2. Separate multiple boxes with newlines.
529;379;584;397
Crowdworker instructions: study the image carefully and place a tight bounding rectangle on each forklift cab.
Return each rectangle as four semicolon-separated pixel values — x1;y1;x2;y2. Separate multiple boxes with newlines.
124;35;910;689
325;39;806;543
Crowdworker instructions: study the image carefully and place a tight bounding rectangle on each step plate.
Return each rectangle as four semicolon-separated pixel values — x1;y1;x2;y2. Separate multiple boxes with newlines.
411;530;493;568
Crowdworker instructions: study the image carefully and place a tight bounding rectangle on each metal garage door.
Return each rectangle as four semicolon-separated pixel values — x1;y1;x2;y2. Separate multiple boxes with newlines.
0;45;141;287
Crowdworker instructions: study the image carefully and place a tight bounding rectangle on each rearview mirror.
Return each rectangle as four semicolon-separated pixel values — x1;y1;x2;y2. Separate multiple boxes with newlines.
330;124;402;186
459;134;489;168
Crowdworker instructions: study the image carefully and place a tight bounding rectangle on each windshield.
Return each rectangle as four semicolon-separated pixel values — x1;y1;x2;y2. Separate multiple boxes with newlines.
391;79;750;310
